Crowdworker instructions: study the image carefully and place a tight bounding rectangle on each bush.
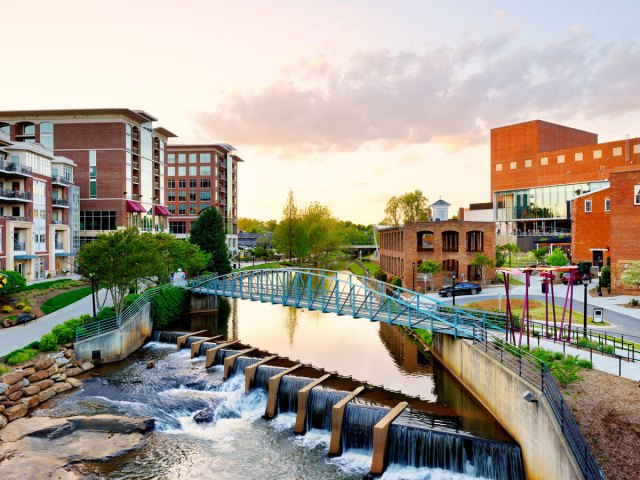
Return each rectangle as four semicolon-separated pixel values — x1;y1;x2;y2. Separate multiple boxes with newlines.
630;298;639;307
1;305;13;313
0;270;27;295
39;333;59;352
390;276;402;288
5;348;39;366
124;293;141;308
600;266;611;289
15;301;26;309
374;269;388;282
413;328;432;346
22;306;32;313
97;306;116;321
150;286;189;329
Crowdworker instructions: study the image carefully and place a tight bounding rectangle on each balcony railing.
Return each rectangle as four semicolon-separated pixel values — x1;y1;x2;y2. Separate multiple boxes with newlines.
0;159;33;176
1;215;29;222
55;242;64;250
132;161;139;170
0;189;32;201
133;176;139;184
14;241;26;251
52;198;69;207
51;174;71;186
52;219;64;225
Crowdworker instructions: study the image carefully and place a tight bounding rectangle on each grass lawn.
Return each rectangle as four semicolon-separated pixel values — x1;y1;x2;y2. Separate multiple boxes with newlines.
464;298;610;326
20;279;85;293
40;286;93;315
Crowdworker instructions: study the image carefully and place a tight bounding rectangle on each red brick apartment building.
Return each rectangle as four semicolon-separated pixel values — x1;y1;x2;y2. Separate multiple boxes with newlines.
0;129;78;280
165;144;243;257
378;221;496;290
0;109;177;245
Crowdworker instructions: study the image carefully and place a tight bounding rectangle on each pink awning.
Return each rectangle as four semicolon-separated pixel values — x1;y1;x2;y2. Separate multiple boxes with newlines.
126;200;145;213
154;205;171;216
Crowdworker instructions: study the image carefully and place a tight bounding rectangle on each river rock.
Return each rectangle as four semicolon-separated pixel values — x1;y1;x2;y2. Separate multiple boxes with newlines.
22;385;40;396
146;361;154;369
3;404;27;422
0;414;7;429
0;404;4;413
53;382;72;394
7;391;23;402
66;367;83;377
66;378;82;388
35;357;54;371
1;371;26;386
0;382;8;395
21;378;29;387
56;357;70;366
48;364;59;376
193;407;214;423
38;387;57;403
80;362;94;372
52;351;64;359
68;414;155;433
17;395;39;409
50;373;61;381
28;370;49;382
57;373;68;382
0;416;70;442
7;382;23;395
20;367;36;377
64;350;74;359
32;379;55;391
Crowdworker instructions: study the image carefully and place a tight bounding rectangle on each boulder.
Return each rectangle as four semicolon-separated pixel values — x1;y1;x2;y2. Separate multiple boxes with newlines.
47;364;59;376
68;414;155;433
0;414;7;429
35;357;55;371
56;357;70;366
193;407;214;423
0;371;26;386
0;404;4;413
28;370;49;383
66;378;82;389
0;416;70;442
32;379;55;391
80;362;94;372
22;385;40;397
53;382;72;394
7;391;24;402
146;361;154;369
50;374;61;381
3;404;28;422
52;351;65;359
65;367;83;377
64;350;74;359
20;367;36;377
38;387;56;403
21;378;29;388
17;395;39;409
7;382;23;395
0;382;9;395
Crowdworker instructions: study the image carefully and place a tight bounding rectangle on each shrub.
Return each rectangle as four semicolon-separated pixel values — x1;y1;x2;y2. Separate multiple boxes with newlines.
600;266;611;289
550;356;582;386
15;301;26;309
124;293;141;308
39;333;59;352
5;348;39;365
0;270;27;295
22;306;32;313
1;305;13;313
630;298;639;307
150;286;190;329
97;306;116;321
577;359;593;369
390;276;402;288
374;270;388;282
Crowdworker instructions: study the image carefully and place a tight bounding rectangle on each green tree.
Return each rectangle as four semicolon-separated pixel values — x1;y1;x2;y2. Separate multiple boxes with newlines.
301;202;340;259
495;245;506;268
546;248;569;267
621;261;640;290
0;270;26;296
238;217;277;234
382;190;430;225
501;243;520;267
189;207;231;275
151;233;208;282
272;189;303;261
418;260;442;289
77;228;159;315
383;196;402;225
531;247;549;264
471;254;494;286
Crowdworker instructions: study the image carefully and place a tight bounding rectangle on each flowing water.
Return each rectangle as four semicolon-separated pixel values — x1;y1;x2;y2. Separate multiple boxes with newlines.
36;294;523;479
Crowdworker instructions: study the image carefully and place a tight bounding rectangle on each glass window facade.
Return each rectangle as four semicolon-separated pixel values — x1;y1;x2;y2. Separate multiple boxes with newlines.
200;166;211;176
167;154;175;164
80;211;117;230
189;166;197;176
189;153;197;163
167;166;175;176
494;181;609;221
169;221;186;234
200;153;211;163
168;179;175;188
178;166;186;176
201;179;211;188
178;154;186;164
40;122;54;149
89;150;97;199
178;179;186;188
200;191;211;201
190;179;197;188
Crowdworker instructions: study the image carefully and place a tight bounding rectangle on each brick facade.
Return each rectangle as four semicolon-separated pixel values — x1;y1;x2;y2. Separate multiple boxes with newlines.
379;221;496;290
570;188;610;266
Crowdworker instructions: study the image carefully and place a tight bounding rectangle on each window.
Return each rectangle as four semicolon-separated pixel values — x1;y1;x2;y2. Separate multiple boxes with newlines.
605;198;610;212
178;179;186;188
200;153;211;163
442;231;459;252
634;144;640;154
89;150;97;198
167;154;175;164
613;147;622;157
168;179;175;188
189;166;197;176
201;178;211;188
466;231;484;252
635;185;640;205
178;191;186;201
593;149;602;159
178;204;186;214
0;123;9;135
167;192;175;201
178;154;186;164
189;192;197;201
167;205;175;214
495;164;502;172
442;259;459;275
510;161;517;170
40;122;54;149
200;166;211;176
190;179;197;188
557;155;565;164
167;167;175;176
200;190;211;201
584;200;592;213
169;221;186;234
178;166;186;176
524;159;532;168
80;211;117;230
574;152;583;161
416;231;434;251
540;157;548;166
189;204;197;214
189;153;197;163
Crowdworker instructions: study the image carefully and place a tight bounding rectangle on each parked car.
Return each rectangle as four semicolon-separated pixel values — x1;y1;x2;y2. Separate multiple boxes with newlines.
561;272;591;285
438;282;482;297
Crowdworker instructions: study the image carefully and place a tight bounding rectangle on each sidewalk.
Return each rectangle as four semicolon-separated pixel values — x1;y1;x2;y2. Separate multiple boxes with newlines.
0;289;112;358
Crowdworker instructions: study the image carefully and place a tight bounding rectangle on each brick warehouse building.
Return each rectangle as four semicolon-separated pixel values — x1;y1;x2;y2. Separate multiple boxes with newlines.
165;144;242;258
378;221;496;290
0;109;177;245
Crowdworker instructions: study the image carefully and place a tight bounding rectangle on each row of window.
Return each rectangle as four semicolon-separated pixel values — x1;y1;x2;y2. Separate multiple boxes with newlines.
167;191;212;201
80;210;117;231
167;153;212;164
584;186;640;212
167;166;212;177
495;144;640;172
417;230;484;253
168;178;211;189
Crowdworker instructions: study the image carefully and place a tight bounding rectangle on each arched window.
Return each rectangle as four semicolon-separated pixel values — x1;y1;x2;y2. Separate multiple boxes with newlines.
442;231;459;252
17;122;36;142
466;230;484;252
0;122;10;135
417;231;434;251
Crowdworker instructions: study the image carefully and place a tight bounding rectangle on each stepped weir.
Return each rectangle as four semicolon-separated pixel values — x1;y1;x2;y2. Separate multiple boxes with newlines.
160;330;525;479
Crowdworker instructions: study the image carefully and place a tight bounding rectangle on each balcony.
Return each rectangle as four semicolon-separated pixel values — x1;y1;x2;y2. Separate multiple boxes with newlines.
132;161;139;170
52;219;65;225
51;174;71;186
154;182;160;189
1;215;29;222
0;159;33;177
14;241;26;251
55;241;64;250
52;198;69;207
132;176;139;184
0;189;32;202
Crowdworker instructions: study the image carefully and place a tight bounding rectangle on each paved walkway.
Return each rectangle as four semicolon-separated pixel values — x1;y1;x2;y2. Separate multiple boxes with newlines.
0;289;112;358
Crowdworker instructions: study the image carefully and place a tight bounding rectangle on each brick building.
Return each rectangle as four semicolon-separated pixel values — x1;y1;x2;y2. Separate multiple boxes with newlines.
0;130;78;279
378;221;496;290
165;144;242;257
0;109;177;244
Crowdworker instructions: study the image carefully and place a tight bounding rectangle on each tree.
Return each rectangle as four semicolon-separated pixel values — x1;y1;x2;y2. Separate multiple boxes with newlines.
546;248;569;267
150;233;208;283
531;247;549;264
621;261;640;290
0;270;26;296
272;189;302;261
77;228;159;315
189;207;231;275
495;245;506;268
301;202;340;259
471;254;494;286
501;243;520;267
418;260;442;289
382;190;430;225
238;217;277;234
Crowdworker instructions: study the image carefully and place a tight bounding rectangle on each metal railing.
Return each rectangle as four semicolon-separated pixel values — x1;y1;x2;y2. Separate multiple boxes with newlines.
0;159;33;176
51;174;71;185
471;325;604;480
0;189;32;201
75;284;173;342
13;241;26;251
55;242;64;250
52;198;69;207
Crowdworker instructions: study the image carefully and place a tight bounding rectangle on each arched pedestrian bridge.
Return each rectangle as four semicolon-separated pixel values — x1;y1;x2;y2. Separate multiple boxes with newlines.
189;268;501;339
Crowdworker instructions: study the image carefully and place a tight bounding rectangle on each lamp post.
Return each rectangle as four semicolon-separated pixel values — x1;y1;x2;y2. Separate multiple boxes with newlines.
583;276;589;338
412;262;416;291
89;274;97;319
452;271;457;306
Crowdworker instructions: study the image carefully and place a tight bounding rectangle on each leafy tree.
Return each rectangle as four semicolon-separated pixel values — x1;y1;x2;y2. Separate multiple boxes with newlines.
471;254;494;286
500;243;520;267
418;260;442;289
189;207;231;275
272;189;303;261
621;261;640;290
301;202;340;259
495;245;506;268
382;190;430;225
546;248;569;267
383;196;402;225
238;217;277;233
0;270;26;296
531;247;549;264
151;233;208;282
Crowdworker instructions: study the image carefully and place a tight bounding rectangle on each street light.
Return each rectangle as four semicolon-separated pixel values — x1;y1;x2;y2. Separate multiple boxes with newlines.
583;276;590;338
452;271;457;306
412;262;416;291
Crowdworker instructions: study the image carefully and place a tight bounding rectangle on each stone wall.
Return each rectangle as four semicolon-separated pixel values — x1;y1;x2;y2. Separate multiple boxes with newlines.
0;347;93;430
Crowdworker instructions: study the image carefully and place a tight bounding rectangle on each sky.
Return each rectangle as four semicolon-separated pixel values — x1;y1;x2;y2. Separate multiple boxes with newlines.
3;0;640;224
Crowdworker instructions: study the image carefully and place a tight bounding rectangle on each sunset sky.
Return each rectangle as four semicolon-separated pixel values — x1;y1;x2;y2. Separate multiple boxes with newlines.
3;0;640;224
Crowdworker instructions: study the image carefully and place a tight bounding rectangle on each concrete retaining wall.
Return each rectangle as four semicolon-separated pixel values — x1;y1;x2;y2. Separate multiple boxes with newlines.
75;304;152;363
431;333;583;480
